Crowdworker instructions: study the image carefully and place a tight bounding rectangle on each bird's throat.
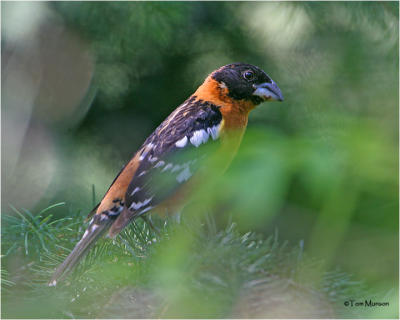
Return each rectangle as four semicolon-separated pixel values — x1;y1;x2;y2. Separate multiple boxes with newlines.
193;76;253;130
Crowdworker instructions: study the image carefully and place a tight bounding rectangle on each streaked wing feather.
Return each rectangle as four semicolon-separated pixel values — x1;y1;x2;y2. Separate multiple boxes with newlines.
108;98;222;236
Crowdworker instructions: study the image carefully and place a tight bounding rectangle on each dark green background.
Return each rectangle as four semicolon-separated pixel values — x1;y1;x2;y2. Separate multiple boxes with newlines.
2;2;398;318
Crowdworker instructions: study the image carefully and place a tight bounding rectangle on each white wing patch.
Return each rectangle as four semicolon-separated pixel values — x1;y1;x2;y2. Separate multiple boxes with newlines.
190;129;209;147
174;120;221;149
177;123;221;149
130;187;140;196
108;209;122;216
148;155;158;163
139;143;154;161
129;197;153;210
162;163;173;172
138;206;153;215
207;123;221;140
175;136;188;148
154;161;165;168
171;164;182;173
176;166;192;183
138;171;147;177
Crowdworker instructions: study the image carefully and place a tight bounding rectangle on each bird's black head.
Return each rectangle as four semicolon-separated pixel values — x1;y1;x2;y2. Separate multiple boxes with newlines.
211;63;284;105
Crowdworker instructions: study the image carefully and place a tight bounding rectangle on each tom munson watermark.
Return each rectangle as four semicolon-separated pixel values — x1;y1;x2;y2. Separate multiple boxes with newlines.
344;299;390;307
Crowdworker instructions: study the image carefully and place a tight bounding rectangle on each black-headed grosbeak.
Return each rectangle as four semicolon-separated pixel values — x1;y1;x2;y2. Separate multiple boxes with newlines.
49;63;283;286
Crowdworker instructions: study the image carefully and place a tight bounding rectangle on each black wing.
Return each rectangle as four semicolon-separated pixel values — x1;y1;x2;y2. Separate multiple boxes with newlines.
109;98;222;235
127;98;222;213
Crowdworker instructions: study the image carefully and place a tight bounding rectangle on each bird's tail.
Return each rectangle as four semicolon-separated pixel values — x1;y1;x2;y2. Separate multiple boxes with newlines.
48;214;113;286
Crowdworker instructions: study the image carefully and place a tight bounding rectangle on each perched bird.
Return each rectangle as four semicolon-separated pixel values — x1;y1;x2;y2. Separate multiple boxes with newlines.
49;63;283;286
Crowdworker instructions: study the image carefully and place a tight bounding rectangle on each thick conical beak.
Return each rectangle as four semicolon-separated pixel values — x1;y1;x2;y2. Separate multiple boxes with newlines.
253;80;284;102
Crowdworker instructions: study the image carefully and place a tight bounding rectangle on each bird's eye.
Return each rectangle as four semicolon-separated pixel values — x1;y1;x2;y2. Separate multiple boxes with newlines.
243;70;255;81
